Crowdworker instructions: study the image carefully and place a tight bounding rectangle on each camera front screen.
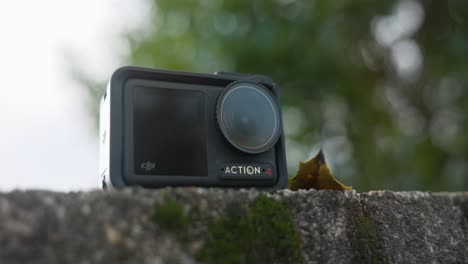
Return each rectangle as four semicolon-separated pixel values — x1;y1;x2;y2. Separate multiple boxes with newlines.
133;86;208;176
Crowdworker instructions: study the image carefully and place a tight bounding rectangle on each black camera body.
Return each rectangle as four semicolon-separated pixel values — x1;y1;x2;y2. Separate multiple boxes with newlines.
100;66;287;190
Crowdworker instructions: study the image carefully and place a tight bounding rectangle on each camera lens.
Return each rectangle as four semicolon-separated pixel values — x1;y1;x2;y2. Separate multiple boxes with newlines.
216;81;281;154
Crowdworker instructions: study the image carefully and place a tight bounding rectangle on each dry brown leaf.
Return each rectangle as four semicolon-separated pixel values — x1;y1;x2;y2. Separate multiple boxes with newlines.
288;149;352;191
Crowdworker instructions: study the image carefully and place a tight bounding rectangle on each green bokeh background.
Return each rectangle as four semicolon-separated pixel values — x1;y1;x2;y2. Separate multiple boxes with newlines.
81;0;468;191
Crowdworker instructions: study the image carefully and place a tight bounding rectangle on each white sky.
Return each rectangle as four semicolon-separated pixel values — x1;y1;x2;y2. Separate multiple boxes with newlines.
0;0;148;191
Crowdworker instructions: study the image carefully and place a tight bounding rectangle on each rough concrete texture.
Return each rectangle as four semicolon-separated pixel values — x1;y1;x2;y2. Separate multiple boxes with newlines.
0;188;466;263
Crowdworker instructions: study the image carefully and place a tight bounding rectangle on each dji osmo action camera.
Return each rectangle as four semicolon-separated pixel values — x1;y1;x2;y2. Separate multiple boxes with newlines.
99;66;287;190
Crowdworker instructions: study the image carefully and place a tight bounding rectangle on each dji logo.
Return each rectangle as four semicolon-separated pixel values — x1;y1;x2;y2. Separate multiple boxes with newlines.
140;161;156;172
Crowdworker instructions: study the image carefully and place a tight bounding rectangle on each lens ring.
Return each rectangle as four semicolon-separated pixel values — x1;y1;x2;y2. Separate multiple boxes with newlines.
216;80;281;154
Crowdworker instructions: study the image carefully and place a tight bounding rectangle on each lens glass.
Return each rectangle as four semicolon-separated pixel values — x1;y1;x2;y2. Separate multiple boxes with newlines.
217;82;280;153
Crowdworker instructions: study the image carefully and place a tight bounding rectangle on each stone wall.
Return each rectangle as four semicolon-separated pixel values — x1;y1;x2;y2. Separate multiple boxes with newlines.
0;188;466;263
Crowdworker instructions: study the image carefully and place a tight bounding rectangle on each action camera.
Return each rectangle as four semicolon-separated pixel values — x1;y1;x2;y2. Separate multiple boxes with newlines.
99;66;287;190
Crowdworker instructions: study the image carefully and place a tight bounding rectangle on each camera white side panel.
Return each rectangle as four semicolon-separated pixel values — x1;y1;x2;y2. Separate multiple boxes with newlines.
99;82;111;189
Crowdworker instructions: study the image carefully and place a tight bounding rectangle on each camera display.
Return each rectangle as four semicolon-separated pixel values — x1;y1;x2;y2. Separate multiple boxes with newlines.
133;87;207;176
99;67;287;189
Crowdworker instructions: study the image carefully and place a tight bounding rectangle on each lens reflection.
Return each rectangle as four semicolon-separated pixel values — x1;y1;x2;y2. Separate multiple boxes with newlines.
217;81;280;154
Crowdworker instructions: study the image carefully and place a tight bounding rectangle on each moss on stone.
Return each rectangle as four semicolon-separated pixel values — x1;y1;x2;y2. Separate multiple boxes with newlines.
197;194;303;264
351;214;388;264
152;194;302;263
152;198;188;232
358;217;379;259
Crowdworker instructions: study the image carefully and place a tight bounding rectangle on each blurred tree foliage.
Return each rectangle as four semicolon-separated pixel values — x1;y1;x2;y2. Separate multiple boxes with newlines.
81;0;468;191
